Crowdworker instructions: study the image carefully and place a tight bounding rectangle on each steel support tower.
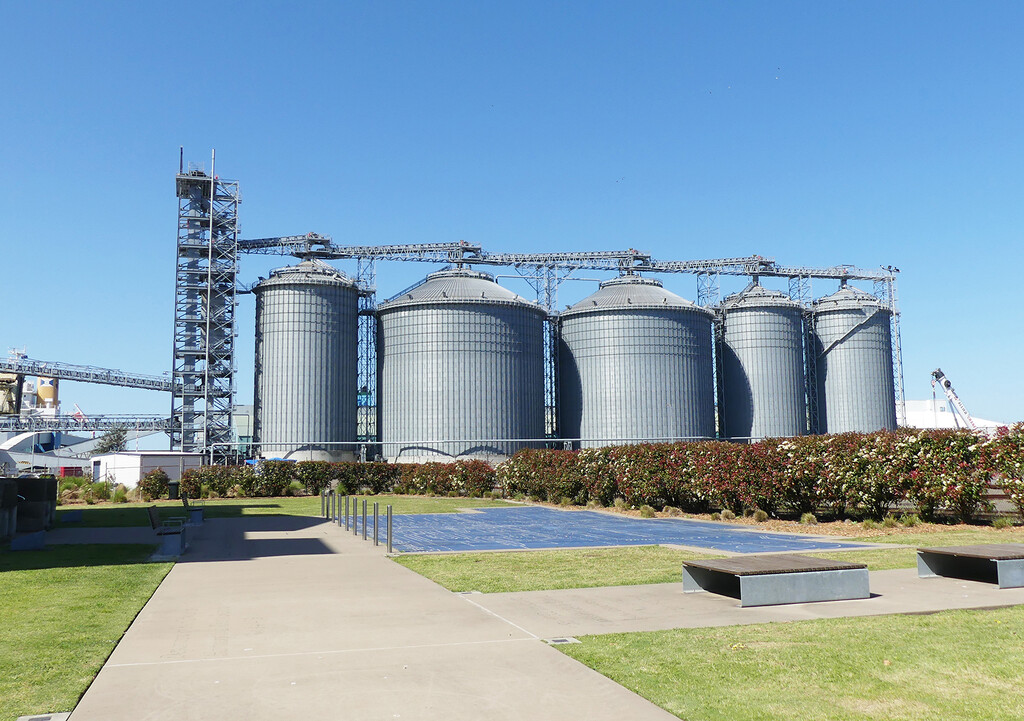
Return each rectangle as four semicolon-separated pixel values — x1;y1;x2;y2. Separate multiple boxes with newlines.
171;152;239;454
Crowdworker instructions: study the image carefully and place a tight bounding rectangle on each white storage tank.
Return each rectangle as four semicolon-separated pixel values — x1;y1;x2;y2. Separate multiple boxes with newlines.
813;283;897;434
558;276;715;447
718;283;807;440
253;260;359;460
376;268;545;462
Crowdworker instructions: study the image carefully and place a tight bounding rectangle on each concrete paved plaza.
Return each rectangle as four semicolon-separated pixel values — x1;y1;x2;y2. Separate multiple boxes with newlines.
63;514;1024;720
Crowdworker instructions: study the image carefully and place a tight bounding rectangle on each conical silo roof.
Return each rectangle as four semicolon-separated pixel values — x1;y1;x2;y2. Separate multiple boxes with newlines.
812;284;885;313
561;276;711;317
256;259;356;290
377;269;540;311
721;282;801;310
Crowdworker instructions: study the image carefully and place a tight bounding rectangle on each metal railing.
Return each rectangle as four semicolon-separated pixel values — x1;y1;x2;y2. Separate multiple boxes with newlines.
321;489;393;553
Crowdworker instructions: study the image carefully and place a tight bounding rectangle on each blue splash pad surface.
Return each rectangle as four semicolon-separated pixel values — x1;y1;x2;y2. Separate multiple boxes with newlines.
372;506;870;554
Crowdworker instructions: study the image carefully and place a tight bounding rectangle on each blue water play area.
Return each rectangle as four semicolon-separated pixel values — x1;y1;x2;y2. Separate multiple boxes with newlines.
377;506;870;554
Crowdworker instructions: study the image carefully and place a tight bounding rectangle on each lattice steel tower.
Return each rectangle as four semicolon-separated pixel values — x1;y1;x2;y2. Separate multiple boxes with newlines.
171;150;239;453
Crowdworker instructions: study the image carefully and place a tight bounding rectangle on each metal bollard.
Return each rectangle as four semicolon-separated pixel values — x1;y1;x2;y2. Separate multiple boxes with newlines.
353;497;359;535
321;490;325;517
386;505;393;554
373;502;379;546
345;495;350;531
362;500;368;540
330;492;336;521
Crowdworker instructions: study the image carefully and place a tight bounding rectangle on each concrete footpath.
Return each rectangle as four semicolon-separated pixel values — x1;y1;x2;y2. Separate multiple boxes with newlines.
68;517;677;721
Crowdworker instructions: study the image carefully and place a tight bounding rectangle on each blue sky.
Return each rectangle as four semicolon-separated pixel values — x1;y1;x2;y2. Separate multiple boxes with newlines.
2;1;1022;427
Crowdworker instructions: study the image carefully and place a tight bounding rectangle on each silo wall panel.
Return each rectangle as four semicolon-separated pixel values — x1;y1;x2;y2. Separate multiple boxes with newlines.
379;304;545;462
720;306;806;439
559;309;715;447
814;308;896;434
254;282;358;460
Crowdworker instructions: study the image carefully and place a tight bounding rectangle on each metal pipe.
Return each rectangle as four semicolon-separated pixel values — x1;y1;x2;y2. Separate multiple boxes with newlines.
386;505;392;554
321;489;325;517
362;500;367;540
345;495;350;531
330;492;335;521
373;502;379;546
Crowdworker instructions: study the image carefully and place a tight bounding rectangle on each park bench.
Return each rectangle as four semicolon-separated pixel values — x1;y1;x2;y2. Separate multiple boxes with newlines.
181;495;205;525
917;544;1024;589
683;554;870;607
147;505;187;556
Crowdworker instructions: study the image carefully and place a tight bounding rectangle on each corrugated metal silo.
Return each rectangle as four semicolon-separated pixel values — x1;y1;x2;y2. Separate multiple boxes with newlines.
719;283;806;440
253;260;359;460
558;276;715;447
376;268;545;462
813;284;897;434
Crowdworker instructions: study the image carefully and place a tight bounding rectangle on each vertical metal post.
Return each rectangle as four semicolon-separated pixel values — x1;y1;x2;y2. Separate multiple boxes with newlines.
330;492;335;521
345;495;350;530
362;500;368;540
373;502;379;546
353;497;359;535
386;505;393;554
321;490;325;517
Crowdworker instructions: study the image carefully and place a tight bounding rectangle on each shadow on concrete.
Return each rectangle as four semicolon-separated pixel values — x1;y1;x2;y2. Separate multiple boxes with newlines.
179;516;336;563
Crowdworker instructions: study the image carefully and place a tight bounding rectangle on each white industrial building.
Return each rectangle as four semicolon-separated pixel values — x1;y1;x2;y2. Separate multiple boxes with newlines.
900;399;1004;431
91;451;204;488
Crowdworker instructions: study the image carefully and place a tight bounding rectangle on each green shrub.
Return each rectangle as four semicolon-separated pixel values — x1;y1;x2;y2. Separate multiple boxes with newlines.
800;512;818;525
882;514;900;528
112;486;128;503
639;505;656;518
137;468;169;501
586;499;603;509
753;509;769;522
663;505;683;517
613;497;627;509
900;513;920;527
720;509;736;521
993;516;1014;529
862;519;882;530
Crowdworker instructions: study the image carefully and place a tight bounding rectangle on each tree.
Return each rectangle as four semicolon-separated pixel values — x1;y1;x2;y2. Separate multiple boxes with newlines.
93;426;128;455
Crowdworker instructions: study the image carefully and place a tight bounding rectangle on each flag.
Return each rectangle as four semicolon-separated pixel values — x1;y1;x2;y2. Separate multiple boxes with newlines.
72;404;87;423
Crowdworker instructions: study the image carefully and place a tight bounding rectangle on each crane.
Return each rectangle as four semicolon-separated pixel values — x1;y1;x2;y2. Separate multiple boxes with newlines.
930;368;977;431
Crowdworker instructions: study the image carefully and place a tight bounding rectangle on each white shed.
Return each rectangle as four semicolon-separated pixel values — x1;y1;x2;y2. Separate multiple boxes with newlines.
91;451;204;489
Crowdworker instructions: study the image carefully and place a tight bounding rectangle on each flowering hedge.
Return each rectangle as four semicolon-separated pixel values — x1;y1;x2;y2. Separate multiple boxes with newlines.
178;459;491;499
987;423;1024;516
496;428;1023;521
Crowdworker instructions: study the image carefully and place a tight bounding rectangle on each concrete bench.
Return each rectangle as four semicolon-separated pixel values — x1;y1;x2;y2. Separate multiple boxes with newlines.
917;544;1024;589
148;506;187;556
683;554;870;607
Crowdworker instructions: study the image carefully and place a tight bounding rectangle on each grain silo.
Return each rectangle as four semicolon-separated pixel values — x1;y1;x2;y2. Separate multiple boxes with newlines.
718;283;806;440
253;260;359;460
558;275;715;447
812;283;897;434
376;268;545;462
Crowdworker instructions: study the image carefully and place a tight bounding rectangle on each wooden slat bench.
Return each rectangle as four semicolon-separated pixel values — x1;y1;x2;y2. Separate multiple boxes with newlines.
148;505;187;556
683;554;870;607
181;495;205;525
917;544;1024;589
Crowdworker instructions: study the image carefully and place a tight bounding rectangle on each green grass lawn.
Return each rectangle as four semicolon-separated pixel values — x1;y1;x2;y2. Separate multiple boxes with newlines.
56;494;515;527
0;544;172;721
559;605;1024;721
394;545;719;593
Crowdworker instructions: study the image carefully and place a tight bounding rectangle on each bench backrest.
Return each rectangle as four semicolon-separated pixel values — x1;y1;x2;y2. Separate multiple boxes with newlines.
147;505;160;530
181;496;191;511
